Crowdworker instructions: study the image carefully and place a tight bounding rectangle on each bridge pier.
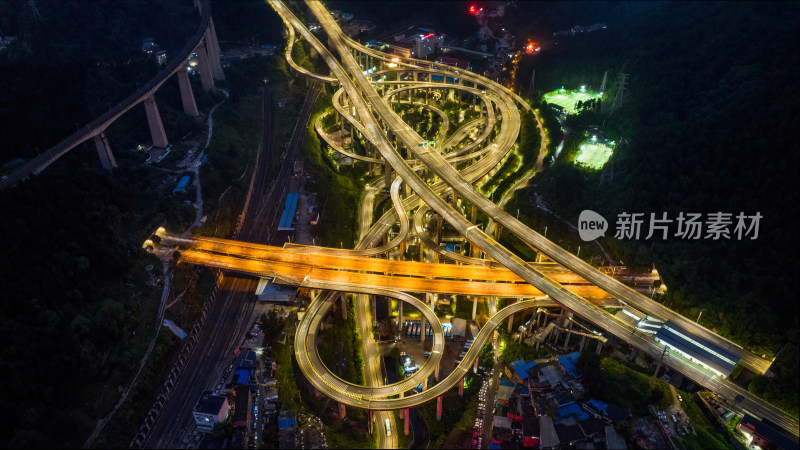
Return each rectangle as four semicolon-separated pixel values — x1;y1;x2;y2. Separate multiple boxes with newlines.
459;377;465;396
368;410;373;434
404;408;410;435
595;339;604;355
629;347;637;361
93;132;117;170
341;293;347;320
398;301;403;336
385;162;392;189
421;314;426;343
563;312;574;347
372;295;377;326
472;296;478;320
205;17;225;80
339;402;346;420
436;395;443;421
435;363;440;381
579;335;587;353
144;95;169;149
196;40;215;91
176;69;200;117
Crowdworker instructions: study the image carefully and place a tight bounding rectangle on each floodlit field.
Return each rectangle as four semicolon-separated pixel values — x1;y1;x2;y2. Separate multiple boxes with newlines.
575;142;613;169
544;89;603;114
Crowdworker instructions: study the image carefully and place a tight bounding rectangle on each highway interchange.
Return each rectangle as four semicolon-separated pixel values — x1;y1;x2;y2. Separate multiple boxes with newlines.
161;0;799;445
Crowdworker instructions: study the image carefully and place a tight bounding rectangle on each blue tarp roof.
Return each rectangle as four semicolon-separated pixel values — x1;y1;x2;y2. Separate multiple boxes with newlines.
489;443;501;449
655;320;738;376
278;193;299;230
234;368;250;385
278;418;295;429
588;398;629;422
499;376;515;387
173;175;191;193
558;352;582;379
555;403;590;424
510;359;538;380
588;398;607;413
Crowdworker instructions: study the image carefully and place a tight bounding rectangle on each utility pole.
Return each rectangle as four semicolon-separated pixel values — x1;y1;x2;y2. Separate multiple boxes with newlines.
650;347;668;387
598;161;614;185
528;69;536;95
609;73;630;114
599;71;609;93
29;0;41;20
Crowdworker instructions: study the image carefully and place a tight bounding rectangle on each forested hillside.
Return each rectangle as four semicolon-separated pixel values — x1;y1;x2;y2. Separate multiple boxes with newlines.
512;2;799;415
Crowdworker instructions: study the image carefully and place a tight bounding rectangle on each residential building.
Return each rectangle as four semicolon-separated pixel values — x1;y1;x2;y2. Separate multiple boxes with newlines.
193;391;230;433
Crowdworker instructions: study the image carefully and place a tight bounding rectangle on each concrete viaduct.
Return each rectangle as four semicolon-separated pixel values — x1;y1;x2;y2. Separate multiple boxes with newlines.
0;0;224;190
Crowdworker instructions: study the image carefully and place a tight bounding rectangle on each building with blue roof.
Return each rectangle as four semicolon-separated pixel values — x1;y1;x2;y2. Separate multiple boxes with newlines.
509;359;538;381
278;193;299;231
558;352;582;379
586;398;629;423
499;376;515;387
555;403;590;424
655;320;739;377
173;174;191;193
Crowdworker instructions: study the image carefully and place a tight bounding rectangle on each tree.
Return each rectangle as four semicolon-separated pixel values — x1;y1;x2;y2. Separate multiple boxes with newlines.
212;420;234;439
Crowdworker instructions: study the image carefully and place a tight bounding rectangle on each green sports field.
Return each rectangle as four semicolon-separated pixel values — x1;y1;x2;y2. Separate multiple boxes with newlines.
544;89;603;114
575;142;613;169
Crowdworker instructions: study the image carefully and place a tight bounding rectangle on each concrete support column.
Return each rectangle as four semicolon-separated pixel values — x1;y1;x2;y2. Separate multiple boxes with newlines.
368;410;373;434
196;41;215;91
404;408;410;435
372;295;377;327
473;357;479;372
508;312;514;333
450;189;458;210
143;95;169;149
176;69;200;117
341;293;348;320
595;339;604;355
435;364;440;381
579;335;587;353
421;314;426;343
459;377;465;396
205;17;225;80
436;215;443;245
436;395;443;421
629;347;637;361
423;378;428;391
563;312;574;347
93;132;117;170
339;402;346;420
398;301;403;336
472;296;478;320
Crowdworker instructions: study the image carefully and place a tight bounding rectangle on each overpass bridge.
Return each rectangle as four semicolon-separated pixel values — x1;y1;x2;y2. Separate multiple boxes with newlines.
258;0;799;439
0;0;224;189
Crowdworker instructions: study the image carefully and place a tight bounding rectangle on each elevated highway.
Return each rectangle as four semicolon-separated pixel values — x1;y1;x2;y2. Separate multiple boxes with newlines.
0;0;225;189
269;0;797;435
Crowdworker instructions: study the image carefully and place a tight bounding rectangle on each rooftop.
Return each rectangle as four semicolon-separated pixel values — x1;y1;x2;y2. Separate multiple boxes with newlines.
195;391;226;415
655;320;739;376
